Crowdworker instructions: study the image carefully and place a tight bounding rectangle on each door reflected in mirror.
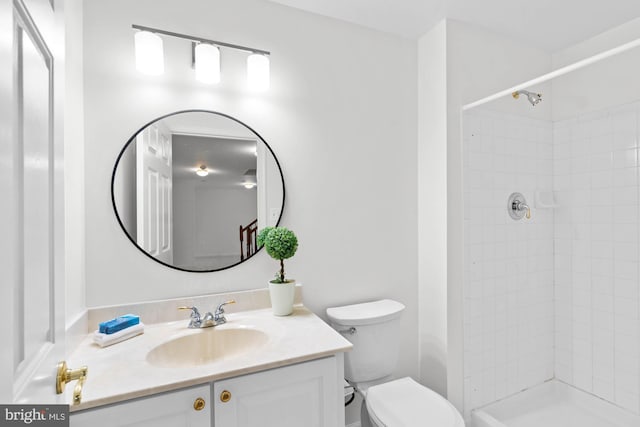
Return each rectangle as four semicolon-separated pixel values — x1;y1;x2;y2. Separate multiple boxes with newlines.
112;110;285;272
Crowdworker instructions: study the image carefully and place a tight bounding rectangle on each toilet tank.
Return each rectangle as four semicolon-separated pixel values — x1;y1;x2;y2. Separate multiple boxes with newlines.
326;299;405;383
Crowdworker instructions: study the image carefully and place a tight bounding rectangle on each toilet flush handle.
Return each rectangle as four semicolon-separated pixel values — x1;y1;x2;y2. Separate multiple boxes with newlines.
336;327;357;335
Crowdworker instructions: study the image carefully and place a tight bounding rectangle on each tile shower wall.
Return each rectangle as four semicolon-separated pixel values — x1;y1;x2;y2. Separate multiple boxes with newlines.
463;109;555;415
553;103;640;414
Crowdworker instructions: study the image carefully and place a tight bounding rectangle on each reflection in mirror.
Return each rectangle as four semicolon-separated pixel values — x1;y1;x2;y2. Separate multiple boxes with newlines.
112;110;285;272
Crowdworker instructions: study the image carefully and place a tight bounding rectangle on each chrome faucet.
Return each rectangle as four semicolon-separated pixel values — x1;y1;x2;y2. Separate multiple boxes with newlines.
213;300;236;326
178;300;236;328
178;306;209;328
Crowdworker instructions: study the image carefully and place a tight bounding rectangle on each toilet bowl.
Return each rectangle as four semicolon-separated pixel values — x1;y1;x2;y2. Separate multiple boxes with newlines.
326;299;465;427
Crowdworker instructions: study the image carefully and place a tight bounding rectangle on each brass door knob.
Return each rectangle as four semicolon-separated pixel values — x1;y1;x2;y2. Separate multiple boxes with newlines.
193;397;206;411
56;361;88;405
220;390;232;403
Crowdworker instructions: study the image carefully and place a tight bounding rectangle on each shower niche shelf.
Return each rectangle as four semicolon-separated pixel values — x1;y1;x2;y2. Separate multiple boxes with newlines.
534;191;558;209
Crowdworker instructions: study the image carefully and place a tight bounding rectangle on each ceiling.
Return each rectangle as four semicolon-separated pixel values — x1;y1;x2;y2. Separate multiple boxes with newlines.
163;112;256;140
161;112;259;187
266;0;640;52
172;134;257;188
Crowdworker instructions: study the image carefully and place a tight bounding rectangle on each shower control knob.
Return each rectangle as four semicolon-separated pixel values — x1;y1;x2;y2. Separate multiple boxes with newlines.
508;192;531;221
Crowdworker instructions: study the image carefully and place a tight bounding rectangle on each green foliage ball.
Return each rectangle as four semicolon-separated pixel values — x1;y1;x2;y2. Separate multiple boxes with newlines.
257;226;274;248
262;227;298;261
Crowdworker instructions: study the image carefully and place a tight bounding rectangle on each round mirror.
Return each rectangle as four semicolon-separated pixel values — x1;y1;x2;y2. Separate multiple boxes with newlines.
111;110;285;272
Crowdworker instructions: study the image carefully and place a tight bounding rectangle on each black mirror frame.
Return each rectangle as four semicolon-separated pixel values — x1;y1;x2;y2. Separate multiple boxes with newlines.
110;109;286;273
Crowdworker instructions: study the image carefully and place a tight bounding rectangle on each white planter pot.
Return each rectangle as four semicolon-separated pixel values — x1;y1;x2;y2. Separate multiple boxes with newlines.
268;281;296;316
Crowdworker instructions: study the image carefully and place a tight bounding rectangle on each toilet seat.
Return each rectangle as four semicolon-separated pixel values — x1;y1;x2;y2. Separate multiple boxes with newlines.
365;377;465;427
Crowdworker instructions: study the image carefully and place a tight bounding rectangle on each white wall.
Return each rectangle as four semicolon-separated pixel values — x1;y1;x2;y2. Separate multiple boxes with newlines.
0;0;15;403
113;140;136;236
265;147;282;226
417;20;448;398
553;105;640;414
415;19;553;409
461;95;640;420
256;140;282;231
173;180;257;269
462;100;640;418
552;47;640;121
459;18;640;417
552;18;640;121
463;109;555;418
548;19;640;414
552;17;640;69
420;16;640;416
447;22;553;411
82;2;417;422
64;0;86;328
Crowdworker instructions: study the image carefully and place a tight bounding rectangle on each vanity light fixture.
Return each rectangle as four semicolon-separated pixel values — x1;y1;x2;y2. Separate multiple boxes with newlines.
132;24;270;90
196;165;209;177
194;43;220;84
247;53;270;91
134;30;164;75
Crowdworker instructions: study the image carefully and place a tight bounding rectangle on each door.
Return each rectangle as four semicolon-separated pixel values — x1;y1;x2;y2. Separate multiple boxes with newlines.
136;122;173;264
70;385;211;427
0;0;66;404
213;357;341;427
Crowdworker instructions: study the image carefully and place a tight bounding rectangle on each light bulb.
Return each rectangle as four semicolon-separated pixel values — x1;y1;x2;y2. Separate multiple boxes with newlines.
196;166;209;177
195;43;220;84
243;183;256;189
134;31;164;75
247;53;270;91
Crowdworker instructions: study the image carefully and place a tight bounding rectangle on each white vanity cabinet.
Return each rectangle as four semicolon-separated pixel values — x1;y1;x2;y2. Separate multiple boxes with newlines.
213;356;342;427
70;384;211;427
70;356;344;427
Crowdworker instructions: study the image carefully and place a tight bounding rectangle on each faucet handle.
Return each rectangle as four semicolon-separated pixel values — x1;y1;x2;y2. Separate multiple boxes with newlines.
213;300;235;325
178;306;201;320
517;201;531;219
179;306;203;328
215;300;236;315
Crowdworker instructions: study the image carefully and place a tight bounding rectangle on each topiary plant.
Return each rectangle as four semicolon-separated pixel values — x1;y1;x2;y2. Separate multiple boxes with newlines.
257;226;298;284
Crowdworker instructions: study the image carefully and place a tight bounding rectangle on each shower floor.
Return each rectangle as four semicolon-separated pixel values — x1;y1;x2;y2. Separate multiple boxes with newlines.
472;380;640;427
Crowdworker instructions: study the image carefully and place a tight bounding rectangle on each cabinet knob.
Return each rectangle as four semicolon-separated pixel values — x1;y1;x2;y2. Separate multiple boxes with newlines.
193;397;206;411
220;390;232;403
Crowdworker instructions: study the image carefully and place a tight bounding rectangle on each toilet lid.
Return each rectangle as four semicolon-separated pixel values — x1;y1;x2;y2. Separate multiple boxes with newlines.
366;377;465;427
326;299;405;326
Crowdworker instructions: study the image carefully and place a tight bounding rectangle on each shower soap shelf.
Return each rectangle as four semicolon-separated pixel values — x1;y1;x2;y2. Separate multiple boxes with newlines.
534;191;558;208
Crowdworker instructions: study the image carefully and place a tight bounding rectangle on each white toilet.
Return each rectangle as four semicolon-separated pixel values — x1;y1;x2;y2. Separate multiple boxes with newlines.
327;299;465;427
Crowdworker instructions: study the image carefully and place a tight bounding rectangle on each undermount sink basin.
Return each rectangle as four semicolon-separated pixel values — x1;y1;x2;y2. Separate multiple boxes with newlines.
146;327;269;368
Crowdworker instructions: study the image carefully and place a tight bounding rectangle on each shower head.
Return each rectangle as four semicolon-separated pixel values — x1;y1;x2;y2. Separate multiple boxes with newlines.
512;90;542;106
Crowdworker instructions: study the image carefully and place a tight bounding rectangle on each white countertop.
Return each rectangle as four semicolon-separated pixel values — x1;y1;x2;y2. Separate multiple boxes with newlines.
67;305;352;412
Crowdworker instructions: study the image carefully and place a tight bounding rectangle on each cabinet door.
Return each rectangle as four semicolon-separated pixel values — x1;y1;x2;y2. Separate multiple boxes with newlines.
70;385;210;427
214;357;340;427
